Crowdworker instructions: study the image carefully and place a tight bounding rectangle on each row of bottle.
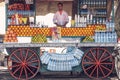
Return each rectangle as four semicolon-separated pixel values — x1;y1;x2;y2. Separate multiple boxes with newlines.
80;0;107;8
80;10;107;16
75;15;87;27
92;17;106;24
9;0;33;5
74;14;107;27
86;17;107;25
106;21;115;32
94;32;117;43
8;10;35;16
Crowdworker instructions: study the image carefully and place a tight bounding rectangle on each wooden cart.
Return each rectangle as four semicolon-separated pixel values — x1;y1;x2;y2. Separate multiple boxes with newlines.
0;43;117;80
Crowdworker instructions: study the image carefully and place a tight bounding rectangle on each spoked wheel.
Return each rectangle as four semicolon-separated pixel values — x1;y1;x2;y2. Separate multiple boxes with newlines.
7;48;40;80
82;48;114;79
115;56;120;79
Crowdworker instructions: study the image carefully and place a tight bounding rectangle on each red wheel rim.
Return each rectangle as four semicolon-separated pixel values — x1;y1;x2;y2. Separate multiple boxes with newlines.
82;48;114;79
7;48;40;80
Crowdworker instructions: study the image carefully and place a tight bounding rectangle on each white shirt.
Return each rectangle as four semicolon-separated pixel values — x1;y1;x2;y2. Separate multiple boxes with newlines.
53;10;69;26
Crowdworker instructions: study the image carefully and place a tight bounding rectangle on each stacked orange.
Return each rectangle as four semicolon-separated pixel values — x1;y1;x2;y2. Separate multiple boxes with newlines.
4;28;18;42
8;26;51;37
61;27;95;36
8;26;95;37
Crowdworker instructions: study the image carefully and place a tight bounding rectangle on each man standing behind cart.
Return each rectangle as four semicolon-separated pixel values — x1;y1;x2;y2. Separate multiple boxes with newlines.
53;2;69;27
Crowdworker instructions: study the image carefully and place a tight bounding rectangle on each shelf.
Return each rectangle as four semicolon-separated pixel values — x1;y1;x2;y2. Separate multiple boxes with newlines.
93;15;107;17
8;24;29;26
7;10;35;16
80;7;107;9
7;15;34;18
80;14;107;18
78;0;108;26
95;30;111;32
0;43;117;48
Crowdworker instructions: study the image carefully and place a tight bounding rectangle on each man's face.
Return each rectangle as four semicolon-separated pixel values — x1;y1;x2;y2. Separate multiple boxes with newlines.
58;4;63;11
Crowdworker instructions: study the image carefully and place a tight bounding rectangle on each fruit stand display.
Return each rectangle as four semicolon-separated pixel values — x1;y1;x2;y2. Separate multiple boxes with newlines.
3;23;117;80
1;0;119;80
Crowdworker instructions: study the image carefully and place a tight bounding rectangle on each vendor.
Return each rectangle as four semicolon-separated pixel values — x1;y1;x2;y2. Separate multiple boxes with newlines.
53;2;69;27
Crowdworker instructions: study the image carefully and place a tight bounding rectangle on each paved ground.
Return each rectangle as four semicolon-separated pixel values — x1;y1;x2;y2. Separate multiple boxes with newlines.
0;66;119;80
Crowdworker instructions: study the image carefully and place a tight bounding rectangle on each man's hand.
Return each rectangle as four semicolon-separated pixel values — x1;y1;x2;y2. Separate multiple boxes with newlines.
55;23;59;26
63;22;68;27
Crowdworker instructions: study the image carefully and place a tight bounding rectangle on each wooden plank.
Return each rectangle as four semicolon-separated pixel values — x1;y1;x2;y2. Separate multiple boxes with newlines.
0;43;117;48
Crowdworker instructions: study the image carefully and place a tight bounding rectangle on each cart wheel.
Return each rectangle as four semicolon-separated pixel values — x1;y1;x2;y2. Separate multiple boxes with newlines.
115;56;120;79
82;48;114;79
7;48;40;80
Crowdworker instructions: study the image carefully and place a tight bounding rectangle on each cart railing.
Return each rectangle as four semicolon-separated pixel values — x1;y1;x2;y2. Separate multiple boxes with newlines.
0;43;118;48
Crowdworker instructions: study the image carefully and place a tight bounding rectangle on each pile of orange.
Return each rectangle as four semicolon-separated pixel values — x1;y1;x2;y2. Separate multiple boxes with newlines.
4;28;18;42
8;25;95;37
8;25;51;36
61;27;95;36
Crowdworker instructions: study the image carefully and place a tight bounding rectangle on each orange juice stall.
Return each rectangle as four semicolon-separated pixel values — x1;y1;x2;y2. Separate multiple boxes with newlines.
2;0;120;80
